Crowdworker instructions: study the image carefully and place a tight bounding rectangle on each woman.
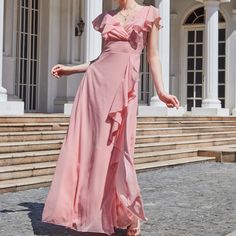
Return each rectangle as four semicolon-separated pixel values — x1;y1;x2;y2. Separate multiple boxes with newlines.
42;0;180;235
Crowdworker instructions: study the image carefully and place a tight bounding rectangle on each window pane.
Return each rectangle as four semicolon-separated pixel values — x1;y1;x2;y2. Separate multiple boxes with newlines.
196;100;202;107
187;72;194;84
35;11;38;34
219;28;225;41
218;71;225;83
219;57;225;69
218;43;225;56
33;86;36;110
196;58;202;70
188;31;195;43
196;44;203;56
196;72;202;84
196;31;203;43
219;13;225;23
186;13;196;24
194;16;204;24
195;7;204;17
196;86;202;98
188;45;194;57
188;59;194;70
29;85;32;109
218;85;225;97
187;86;194;97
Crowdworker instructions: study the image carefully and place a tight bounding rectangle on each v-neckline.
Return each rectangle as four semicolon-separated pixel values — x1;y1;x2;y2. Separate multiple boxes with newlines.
112;5;147;29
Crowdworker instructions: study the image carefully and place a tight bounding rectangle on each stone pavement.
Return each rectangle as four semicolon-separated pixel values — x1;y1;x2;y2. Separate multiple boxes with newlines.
1;162;236;236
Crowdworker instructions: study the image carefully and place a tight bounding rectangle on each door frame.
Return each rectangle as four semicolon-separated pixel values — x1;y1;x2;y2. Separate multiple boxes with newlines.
181;23;227;111
15;0;42;112
179;24;205;110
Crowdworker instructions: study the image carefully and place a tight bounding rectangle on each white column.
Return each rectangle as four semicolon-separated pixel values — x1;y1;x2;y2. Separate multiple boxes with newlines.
150;0;170;107
0;0;7;102
64;0;103;115
138;1;185;116
84;0;103;62
192;0;229;116
230;10;236;115
202;1;221;108
0;0;24;115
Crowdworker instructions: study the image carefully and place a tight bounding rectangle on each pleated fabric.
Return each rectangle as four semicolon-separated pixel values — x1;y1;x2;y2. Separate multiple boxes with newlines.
42;5;162;235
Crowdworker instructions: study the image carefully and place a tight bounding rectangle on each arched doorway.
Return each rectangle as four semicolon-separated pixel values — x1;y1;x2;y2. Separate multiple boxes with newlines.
183;6;226;111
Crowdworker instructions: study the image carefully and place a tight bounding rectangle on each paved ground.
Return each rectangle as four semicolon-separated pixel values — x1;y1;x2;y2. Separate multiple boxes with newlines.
1;162;236;236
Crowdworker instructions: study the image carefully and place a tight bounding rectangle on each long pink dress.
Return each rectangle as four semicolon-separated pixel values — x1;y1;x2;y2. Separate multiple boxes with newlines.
42;5;161;235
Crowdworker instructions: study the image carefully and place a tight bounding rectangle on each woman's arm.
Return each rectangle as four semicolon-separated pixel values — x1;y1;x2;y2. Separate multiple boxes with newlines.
146;23;180;109
51;59;98;78
51;38;105;79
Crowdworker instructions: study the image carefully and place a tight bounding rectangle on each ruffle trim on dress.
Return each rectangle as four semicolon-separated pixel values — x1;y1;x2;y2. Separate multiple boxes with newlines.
144;5;163;31
105;55;140;147
92;5;163;40
92;13;123;41
132;5;163;34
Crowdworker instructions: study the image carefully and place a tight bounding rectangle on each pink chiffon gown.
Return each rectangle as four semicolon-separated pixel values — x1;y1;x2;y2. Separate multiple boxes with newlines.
41;5;161;235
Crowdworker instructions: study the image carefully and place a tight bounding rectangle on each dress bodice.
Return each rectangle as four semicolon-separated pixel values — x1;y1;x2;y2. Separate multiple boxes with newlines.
92;5;162;54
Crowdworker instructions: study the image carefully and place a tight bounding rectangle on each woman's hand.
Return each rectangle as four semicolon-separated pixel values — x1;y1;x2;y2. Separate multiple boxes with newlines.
158;92;180;109
51;64;73;79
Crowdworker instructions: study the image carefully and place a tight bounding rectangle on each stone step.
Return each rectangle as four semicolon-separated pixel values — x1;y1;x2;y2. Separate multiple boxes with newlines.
134;137;236;153
1;136;236;155
136;125;236;135
0;175;52;194
0;150;59;166
0;140;63;153
1;114;236;124
136;131;236;144
198;144;236;162
136;116;236;122
0;123;69;132
0;114;70;124
1;129;236;144
0;121;235;133
0;156;216;194
0;147;198;168
0;161;56;180
0;130;67;142
1;123;236;135
134;148;199;164
137;120;236;128
135;156;216;171
0;149;198;181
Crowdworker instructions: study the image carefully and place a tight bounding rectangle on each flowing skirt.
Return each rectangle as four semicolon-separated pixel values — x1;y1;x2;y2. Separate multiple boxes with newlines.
41;50;148;235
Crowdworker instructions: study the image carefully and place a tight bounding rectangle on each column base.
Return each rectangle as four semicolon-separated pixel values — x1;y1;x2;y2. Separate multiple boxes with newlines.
64;103;73;116
0;86;7;101
191;107;229;116
231;109;236;116
54;96;74;113
150;95;166;107
0;101;24;115
138;105;186;116
202;98;222;108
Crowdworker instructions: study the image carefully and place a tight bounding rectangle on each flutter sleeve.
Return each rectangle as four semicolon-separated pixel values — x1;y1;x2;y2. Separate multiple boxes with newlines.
144;5;163;31
92;12;106;32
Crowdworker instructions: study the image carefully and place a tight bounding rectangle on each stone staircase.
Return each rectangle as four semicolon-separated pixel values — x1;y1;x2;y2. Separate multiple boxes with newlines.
1;114;236;194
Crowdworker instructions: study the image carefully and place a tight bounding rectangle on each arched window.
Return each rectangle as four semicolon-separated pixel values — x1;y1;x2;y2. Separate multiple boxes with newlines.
184;6;226;111
184;6;225;25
